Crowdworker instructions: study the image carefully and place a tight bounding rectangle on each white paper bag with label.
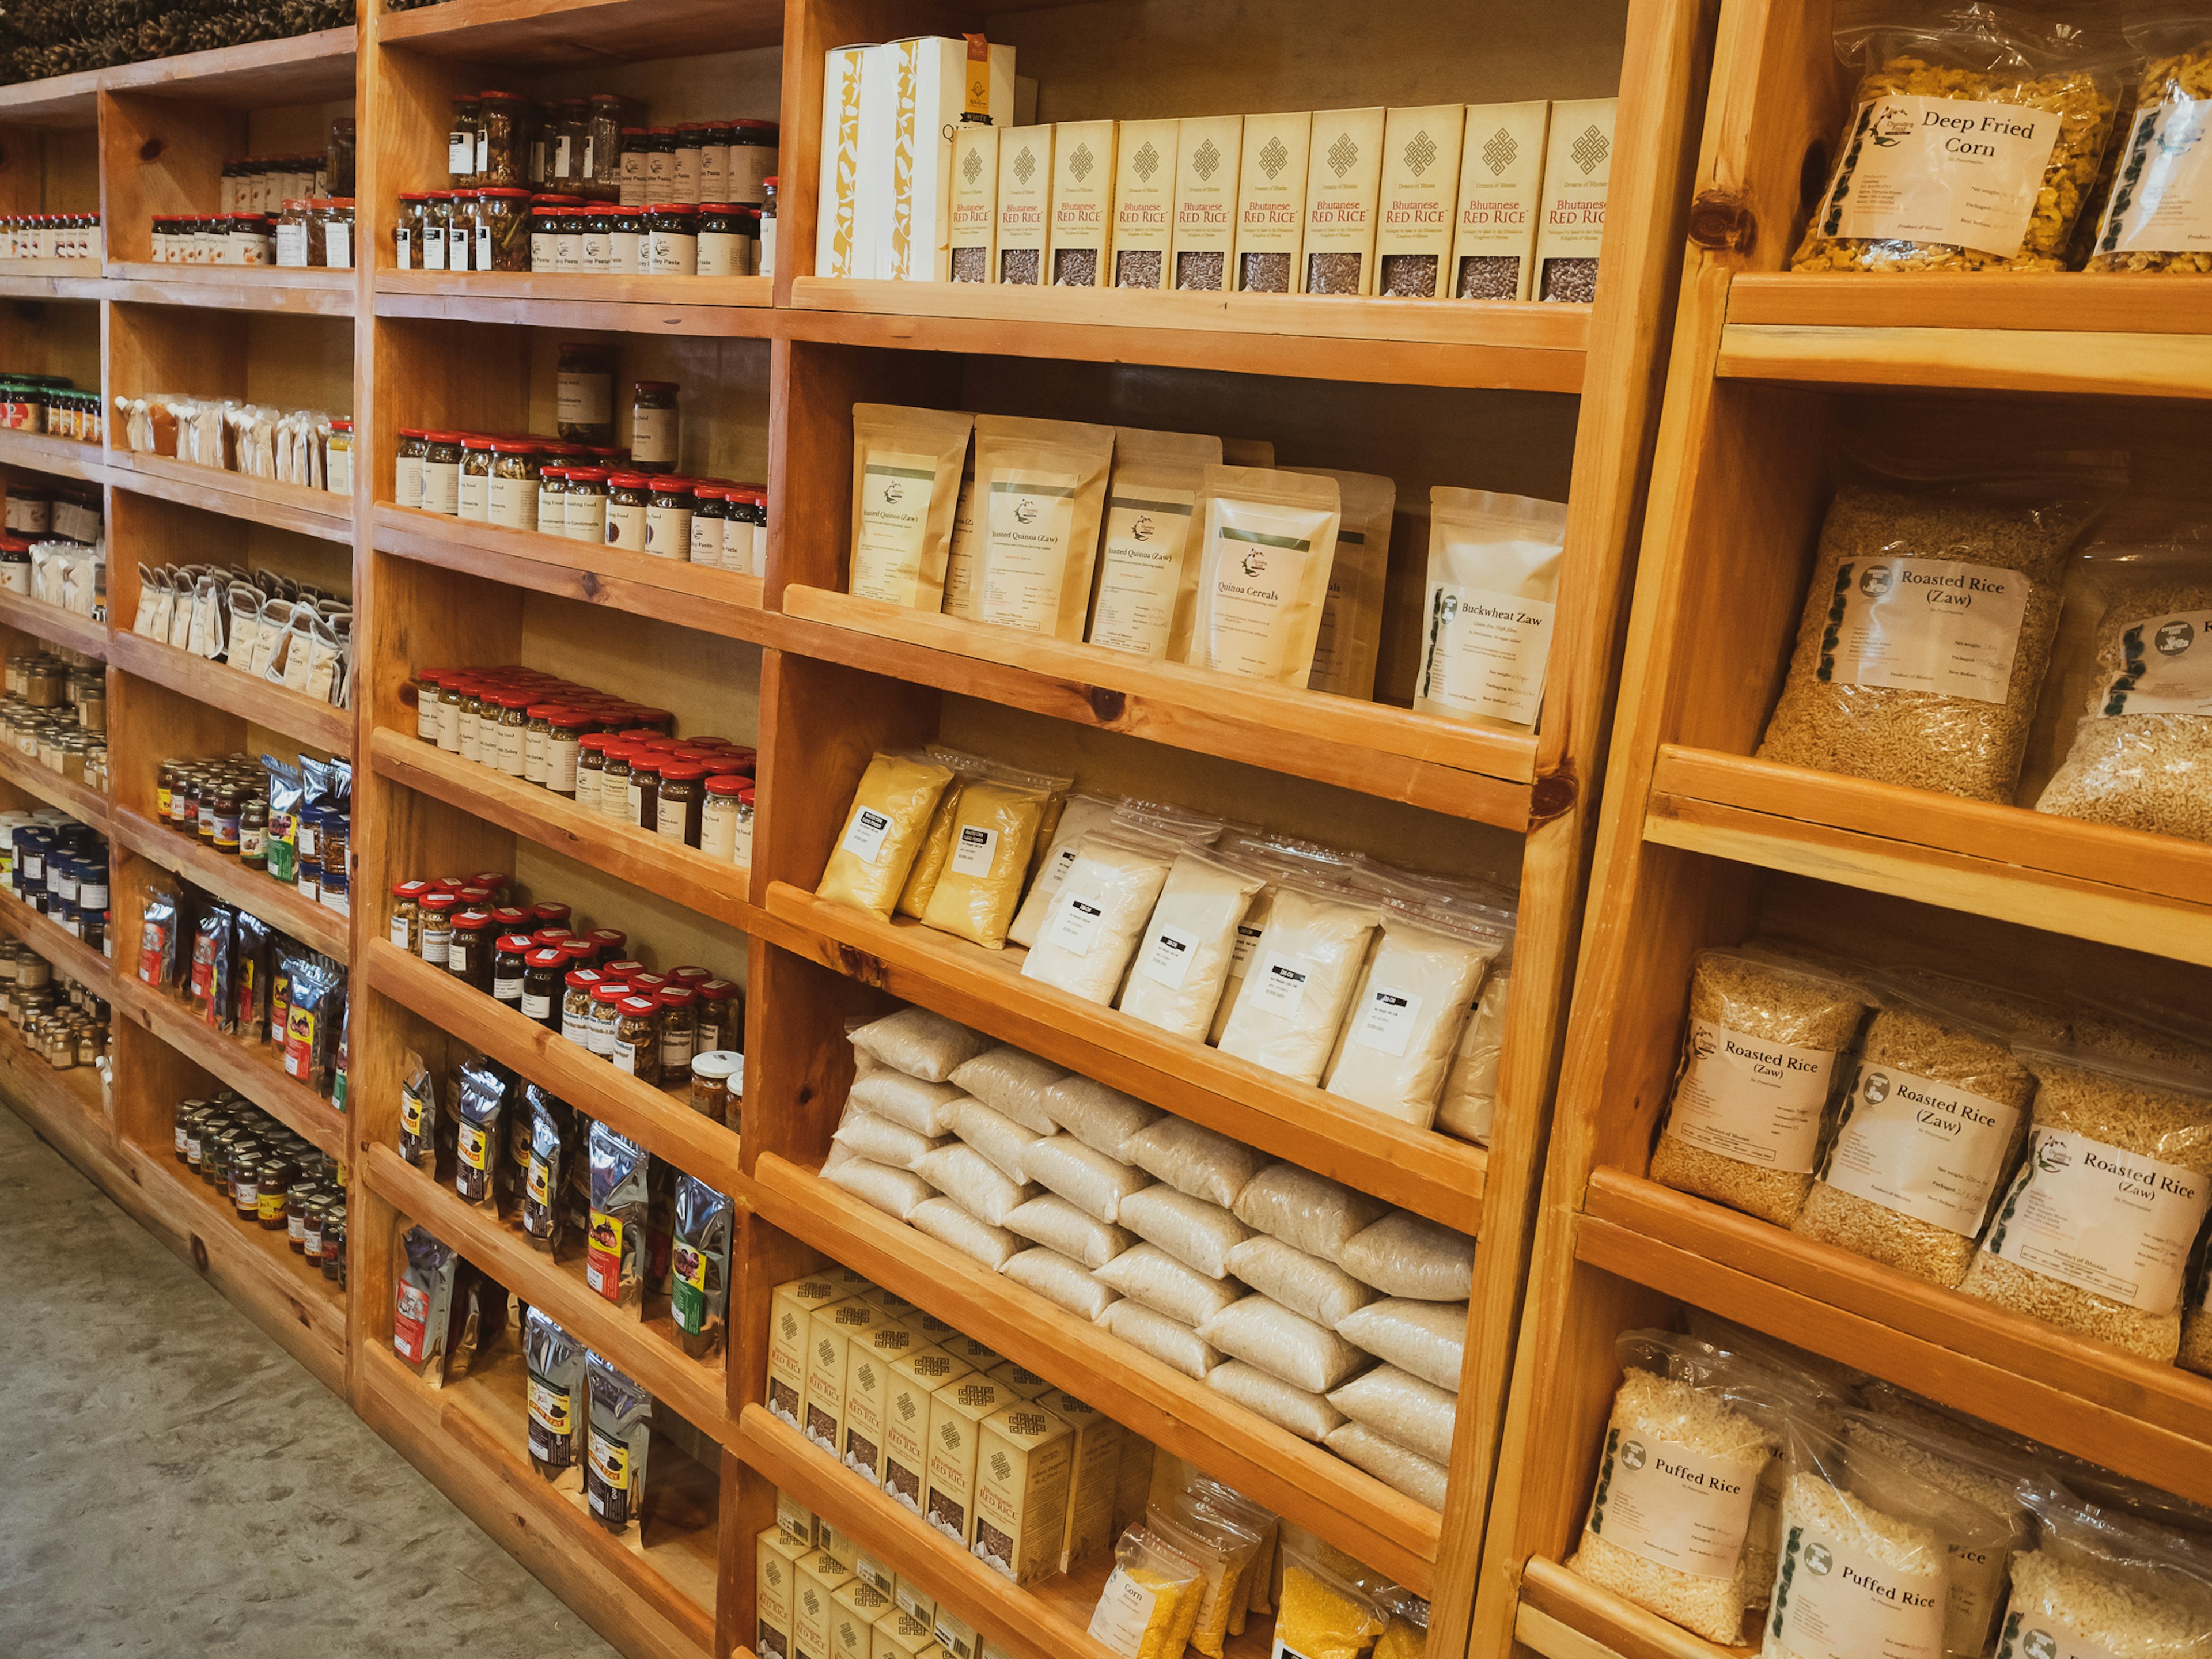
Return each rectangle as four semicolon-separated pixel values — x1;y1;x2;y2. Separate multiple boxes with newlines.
1086;427;1222;660
847;404;975;610
1414;486;1566;728
1176;466;1340;685
964;413;1115;640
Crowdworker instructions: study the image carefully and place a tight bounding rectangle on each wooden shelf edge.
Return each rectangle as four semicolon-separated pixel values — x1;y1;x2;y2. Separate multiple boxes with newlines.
103;266;357;315
114;808;351;964
373;270;774;329
110;972;346;1160
766;882;1488;1236
374;0;783;63
362;941;746;1196
109;629;355;755
0;430;106;482
105;452;353;543
736;1404;1121;1659
751;1150;1442;1592
1577;1169;2212;1505
1725;272;2212;339
0;884;112;990
363;1142;735;1442
1714;321;2212;401
1517;1557;1746;1659
0;743;110;832
0;590;108;657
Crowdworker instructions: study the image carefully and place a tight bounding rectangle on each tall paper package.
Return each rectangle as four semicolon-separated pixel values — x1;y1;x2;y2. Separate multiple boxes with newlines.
815;44;872;279
857;36;1016;282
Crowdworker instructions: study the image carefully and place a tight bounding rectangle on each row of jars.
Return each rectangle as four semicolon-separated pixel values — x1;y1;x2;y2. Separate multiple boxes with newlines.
392;191;762;278
217;139;350;215
2;215;102;263
6;484;103;544
2;941;108;1069
0;377;97;442
6;650;103;719
175;1096;349;1285
4;694;108;793
156;756;352;912
447;90;777;209
5;819;109;953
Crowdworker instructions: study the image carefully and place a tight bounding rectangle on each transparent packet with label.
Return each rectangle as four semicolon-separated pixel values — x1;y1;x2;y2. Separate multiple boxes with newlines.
2003;1479;2212;1658
1085;1521;1205;1658
2085;12;2212;274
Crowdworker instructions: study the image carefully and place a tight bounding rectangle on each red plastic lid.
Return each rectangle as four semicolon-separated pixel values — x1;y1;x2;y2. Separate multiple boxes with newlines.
704;773;747;796
496;933;533;952
618;994;657;1016
531;927;572;948
604;471;657;489
559;939;597;964
420;892;458;912
603;959;646;979
478;186;532;198
392;879;429;899
525;947;565;968
591;982;628;1005
657;986;697;1009
628;972;669;996
730;120;779;132
669;966;711;986
698;978;736;1001
564;968;603;990
531;902;571;922
659;761;705;782
453;910;495;931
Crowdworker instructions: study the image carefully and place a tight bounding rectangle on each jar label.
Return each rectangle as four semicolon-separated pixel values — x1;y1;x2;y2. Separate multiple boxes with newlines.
1819;95;2060;260
449;131;474;173
475;226;491;268
615;1040;642;1076
840;805;893;864
546;736;580;795
1666;1018;1835;1174
327;222;350;269
1820;1062;2020;1237
522;991;552;1018
949;824;999;877
656;798;689;839
488;474;536;531
690;515;722;563
424;232;446;272
698;229;747;277
419;931;450;969
396;228;413;268
494;972;523;1001
275;221;309;268
495;724;527;774
557;370;612;427
1986;1127;2211;1313
2099;608;2212;717
645;504;691;555
389;914;411;948
632;404;678;465
422;461;460;516
554;135;572;179
606;501;646;551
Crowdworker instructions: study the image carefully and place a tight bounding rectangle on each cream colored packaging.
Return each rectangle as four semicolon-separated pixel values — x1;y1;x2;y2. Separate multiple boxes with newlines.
769;1275;847;1429
1532;96;1615;302
1449;101;1550;301
1108;119;1179;289
854;1550;896;1601
759;1527;804;1654
844;1324;933;1483
1046;119;1118;287
933;1606;980;1659
925;1375;1010;1549
815;45;872;279
1169;114;1243;291
848;405;975;609
966;414;1115;639
1299;106;1386;295
857;37;1016;282
949;122;1000;283
777;1488;818;1550
1374;104;1468;298
872;1608;941;1659
896;1578;937;1631
973;1401;1075;1586
793;1550;858;1659
1086;427;1222;661
1044;1387;1126;1573
993;124;1055;285
1413;486;1569;727
831;1580;894;1659
1179;465;1342;684
859;1284;923;1320
987;1359;1052;1400
1289;467;1396;699
805;1298;884;1458
883;1349;972;1512
819;1519;857;1569
941;468;981;620
1232;112;1312;293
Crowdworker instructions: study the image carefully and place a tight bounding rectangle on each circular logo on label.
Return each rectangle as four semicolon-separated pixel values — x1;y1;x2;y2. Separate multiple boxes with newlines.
2156;619;2195;657
1015;496;1039;525
1869;103;1915;146
1804;1542;1834;1575
1691;1028;1718;1061
881;480;904;505
1859;564;1895;598
1620;1440;1646;1470
1862;1071;1891;1105
1241;547;1268;577
1131;513;1156;542
2023;1632;2057;1659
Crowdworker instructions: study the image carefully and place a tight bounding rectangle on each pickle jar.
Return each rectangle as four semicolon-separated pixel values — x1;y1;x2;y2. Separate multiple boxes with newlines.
421;193;452;271
603;473;650;552
613;995;660;1081
449;94;483;185
619;127;651;208
479;90;525;187
394;427;430;509
586;94;630;200
475;186;532;270
457;434;496;521
488;440;540;530
421;432;464;515
645;478;693;556
672;123;707;204
529;205;562;271
554;342;614;441
688;485;728;566
642;203;697;275
630;381;679;474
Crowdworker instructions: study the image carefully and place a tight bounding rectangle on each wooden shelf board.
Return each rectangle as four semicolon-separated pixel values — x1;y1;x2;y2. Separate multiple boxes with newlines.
0;741;109;833
0;1002;112;1166
370;728;755;930
0;882;112;993
373;506;773;644
1644;745;2212;968
364;1142;736;1442
0;589;108;658
357;1340;718;1659
786;280;1589;393
0;67;101;124
104;264;358;316
752;1150;1442;1593
111;972;346;1161
0;429;106;483
1517;1557;1749;1659
115;807;351;964
775;588;1539;828
105;450;354;543
376;0;782;63
363;941;745;1196
94;28;356;106
1727;272;2212;338
0;266;112;299
374;270;773;332
1578;1168;2212;1508
111;628;354;755
1715;321;2212;400
767;882;1488;1236
738;1404;1277;1659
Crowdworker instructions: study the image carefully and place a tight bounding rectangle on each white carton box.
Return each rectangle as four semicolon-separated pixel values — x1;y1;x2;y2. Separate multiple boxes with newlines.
856;36;1016;282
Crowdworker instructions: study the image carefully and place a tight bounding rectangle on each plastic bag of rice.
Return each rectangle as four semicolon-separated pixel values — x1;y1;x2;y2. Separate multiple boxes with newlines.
849;1069;966;1137
1209;1361;1346;1442
1003;1245;1120;1322
1003;1194;1134;1270
1118;1184;1255;1279
2068;990;2212;1084
1323;902;1505;1128
1124;1117;1268;1209
1794;975;2038;1289
821;1149;933;1220
1959;1047;2212;1361
1566;1331;1790;1645
1434;961;1513;1145
831;1106;948;1172
1755;469;2109;803
947;1096;1041;1184
850;1006;991;1082
1216;880;1384;1085
1323;1423;1448;1510
1041;1074;1163;1158
1233;1163;1388;1261
1118;849;1267;1042
1023;831;1183;1005
910;1195;1021;1269
949;1043;1066;1135
1335;1300;1467;1392
916;1143;1039;1228
1095;1243;1247;1327
1337;1213;1475;1301
1222;1236;1375;1328
1327;1366;1455;1467
1197;1294;1369;1393
2000;1481;2212;1659
1101;1299;1222;1380
1024;1134;1150;1224
1646;949;1869;1229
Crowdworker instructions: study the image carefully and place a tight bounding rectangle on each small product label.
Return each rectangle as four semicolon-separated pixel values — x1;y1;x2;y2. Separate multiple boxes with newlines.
949;825;999;877
1089;488;1199;657
1087;1566;1161;1657
586;1211;626;1298
555;370;612;429
1420;584;1557;724
1140;922;1200;989
1821;95;2062;259
1250;952;1310;1016
840;804;893;864
1822;556;2029;705
1993;1593;2126;1659
1986;1127;2212;1313
1770;1522;1945;1659
393;1282;431;1363
1046;892;1105;955
1588;1429;1760;1580
632;404;677;467
274;221;309;268
2101;608;2212;717
522;991;552;1019
1822;1063;2020;1236
672;1241;709;1333
1350;983;1425;1058
2100;100;2212;259
449;131;474;173
1668;1018;1837;1173
527;1377;573;1465
457;1121;488;1173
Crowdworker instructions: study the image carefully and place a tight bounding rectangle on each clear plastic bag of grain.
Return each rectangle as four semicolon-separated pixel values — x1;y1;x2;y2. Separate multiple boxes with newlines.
1646;949;1869;1228
2085;18;2212;275
1756;471;2111;802
1959;1047;2212;1362
1794;972;2043;1288
2067;989;2212;1085
1792;10;2122;274
1566;1330;1791;1646
2035;536;2212;844
2001;1482;2212;1659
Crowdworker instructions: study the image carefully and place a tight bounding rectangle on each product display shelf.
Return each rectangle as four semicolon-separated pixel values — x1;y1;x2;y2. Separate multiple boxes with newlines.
0;743;111;834
766;881;1487;1234
1643;745;2212;969
370;506;772;645
0;993;111;1169
365;1143;736;1441
0;590;108;660
0;882;111;993
0;270;113;301
749;1149;1441;1594
1474;0;2212;1653
111;808;350;964
108;630;355;757
373;272;777;332
736;1403;1278;1659
771;590;1540;828
369;729;756;931
362;942;744;1197
108;972;346;1162
65;26;356;107
375;0;783;62
356;1340;721;1659
0;429;106;484
101;266;359;318
104;450;353;544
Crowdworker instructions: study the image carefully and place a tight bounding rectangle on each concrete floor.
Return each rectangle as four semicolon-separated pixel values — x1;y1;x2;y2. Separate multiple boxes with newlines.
0;1105;620;1658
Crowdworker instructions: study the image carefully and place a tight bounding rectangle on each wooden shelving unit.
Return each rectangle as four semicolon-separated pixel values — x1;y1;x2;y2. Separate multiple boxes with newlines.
1474;3;2212;1656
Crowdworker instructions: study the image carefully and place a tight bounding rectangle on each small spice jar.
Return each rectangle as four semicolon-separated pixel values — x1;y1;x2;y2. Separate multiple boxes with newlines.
388;879;429;951
545;708;589;796
257;1158;290;1230
528;205;562;271
327;417;353;494
688;1050;740;1123
321;1206;346;1285
701;772;747;862
548;98;589;188
394;428;430;510
672;123;707;204
656;760;705;846
642;203;698;275
449;94;483;185
521;947;565;1025
554;203;586;271
641;127;679;200
657;986;699;1072
535;465;570;536
582;207;613;272
444;189;476;270
321;865;350;914
588;980;628;1056
613;995;660;1081
608;207;643;273
699;124;733;203
562;468;609;541
760;175;778;274
479;90;525;187
228;213;275;265
457;434;496;521
448;910;495;991
625;752;661;829
493;933;532;1007
275;199;313;267
696;203;752;276
722;488;764;576
492;692;531;776
573;734;612;810
604;472;651;552
560;968;604;1046
726;119;779;203
685;484;728;566
695;979;741;1055
419;192;452;271
619;127;652;208
585;929;628;967
474;185;532;270
645;478;694;556
418;891;458;968
240;798;270;870
421;432;464;515
393;192;429;269
523;704;556;782
488;440;540;529
555;342;614;442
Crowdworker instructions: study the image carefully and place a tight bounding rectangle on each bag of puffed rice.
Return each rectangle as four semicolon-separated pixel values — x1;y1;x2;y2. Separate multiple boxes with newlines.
1999;1482;2212;1659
